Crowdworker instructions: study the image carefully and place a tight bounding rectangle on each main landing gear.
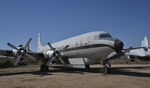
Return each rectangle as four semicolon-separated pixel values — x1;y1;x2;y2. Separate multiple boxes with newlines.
101;60;111;74
40;64;49;71
40;64;49;72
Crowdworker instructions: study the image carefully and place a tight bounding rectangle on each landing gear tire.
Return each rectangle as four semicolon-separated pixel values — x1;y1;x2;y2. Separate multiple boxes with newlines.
101;60;111;74
101;66;110;74
40;65;49;72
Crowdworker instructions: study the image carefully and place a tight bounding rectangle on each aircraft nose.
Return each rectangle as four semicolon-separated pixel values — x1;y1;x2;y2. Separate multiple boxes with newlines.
114;39;124;53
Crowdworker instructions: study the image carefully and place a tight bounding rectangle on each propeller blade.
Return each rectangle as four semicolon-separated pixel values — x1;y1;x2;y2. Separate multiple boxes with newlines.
7;43;19;50
28;45;30;51
25;54;35;61
58;57;65;64
48;42;55;51
24;38;32;49
46;56;56;66
14;54;22;66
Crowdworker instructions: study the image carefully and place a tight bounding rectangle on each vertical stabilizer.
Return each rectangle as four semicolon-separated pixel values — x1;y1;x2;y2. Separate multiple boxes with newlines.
141;36;148;48
37;32;42;52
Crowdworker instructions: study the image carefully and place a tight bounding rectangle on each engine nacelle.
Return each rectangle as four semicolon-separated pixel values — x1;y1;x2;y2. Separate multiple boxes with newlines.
43;51;54;58
12;49;19;56
12;45;26;56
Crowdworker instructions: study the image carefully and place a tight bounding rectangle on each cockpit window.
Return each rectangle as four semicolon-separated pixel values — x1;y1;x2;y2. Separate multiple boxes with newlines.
99;33;112;38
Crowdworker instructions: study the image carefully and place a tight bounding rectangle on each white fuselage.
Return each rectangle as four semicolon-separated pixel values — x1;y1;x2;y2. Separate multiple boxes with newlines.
37;31;123;64
125;48;150;57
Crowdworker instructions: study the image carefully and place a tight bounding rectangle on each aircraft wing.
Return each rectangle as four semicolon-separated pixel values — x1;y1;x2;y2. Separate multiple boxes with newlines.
0;49;45;60
0;50;14;56
27;52;45;59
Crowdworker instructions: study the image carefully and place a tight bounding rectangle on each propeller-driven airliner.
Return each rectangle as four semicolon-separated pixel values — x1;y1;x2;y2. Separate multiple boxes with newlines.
0;31;124;74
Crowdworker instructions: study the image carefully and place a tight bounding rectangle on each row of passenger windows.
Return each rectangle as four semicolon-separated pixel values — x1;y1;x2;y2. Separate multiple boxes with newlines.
57;46;67;50
55;33;112;50
56;42;84;50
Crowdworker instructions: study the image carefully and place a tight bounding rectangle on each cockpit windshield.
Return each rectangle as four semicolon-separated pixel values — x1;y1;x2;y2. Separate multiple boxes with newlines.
99;33;112;38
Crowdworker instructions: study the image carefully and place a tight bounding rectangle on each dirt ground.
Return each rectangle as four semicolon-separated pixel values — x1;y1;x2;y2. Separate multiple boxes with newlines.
0;64;150;88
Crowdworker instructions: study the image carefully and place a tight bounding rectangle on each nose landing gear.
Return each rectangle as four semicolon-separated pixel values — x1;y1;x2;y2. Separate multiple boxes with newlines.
101;60;111;74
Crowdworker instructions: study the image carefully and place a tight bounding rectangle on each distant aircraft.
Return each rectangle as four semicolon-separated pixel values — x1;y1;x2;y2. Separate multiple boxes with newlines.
123;36;150;61
0;31;124;74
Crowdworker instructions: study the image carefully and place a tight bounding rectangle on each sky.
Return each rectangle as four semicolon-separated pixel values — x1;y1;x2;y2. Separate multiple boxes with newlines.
0;0;150;51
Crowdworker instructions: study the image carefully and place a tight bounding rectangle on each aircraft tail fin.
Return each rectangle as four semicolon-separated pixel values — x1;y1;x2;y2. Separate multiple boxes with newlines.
141;36;148;48
37;32;43;52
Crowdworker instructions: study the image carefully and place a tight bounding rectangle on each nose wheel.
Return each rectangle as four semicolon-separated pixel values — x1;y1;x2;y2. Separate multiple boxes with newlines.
101;60;111;74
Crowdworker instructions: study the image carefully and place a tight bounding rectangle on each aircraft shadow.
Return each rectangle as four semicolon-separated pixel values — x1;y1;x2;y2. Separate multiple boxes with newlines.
0;65;150;77
109;66;150;77
0;71;52;77
50;65;150;77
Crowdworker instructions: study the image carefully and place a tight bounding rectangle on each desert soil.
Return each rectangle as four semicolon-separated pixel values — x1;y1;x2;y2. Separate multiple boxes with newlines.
0;64;150;88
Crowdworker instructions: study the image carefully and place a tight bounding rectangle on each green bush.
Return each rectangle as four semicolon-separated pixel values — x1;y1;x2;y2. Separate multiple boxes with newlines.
0;56;45;68
0;58;13;68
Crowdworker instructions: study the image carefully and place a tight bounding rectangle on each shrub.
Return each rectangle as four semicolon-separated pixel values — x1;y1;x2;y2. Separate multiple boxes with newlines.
0;57;13;68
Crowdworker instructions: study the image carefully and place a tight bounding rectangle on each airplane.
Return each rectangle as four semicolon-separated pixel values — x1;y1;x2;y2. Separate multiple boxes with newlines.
123;36;150;61
0;31;124;74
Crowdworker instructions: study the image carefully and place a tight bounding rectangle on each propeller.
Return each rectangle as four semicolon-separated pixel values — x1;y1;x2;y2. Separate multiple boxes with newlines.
45;42;65;66
7;38;35;66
